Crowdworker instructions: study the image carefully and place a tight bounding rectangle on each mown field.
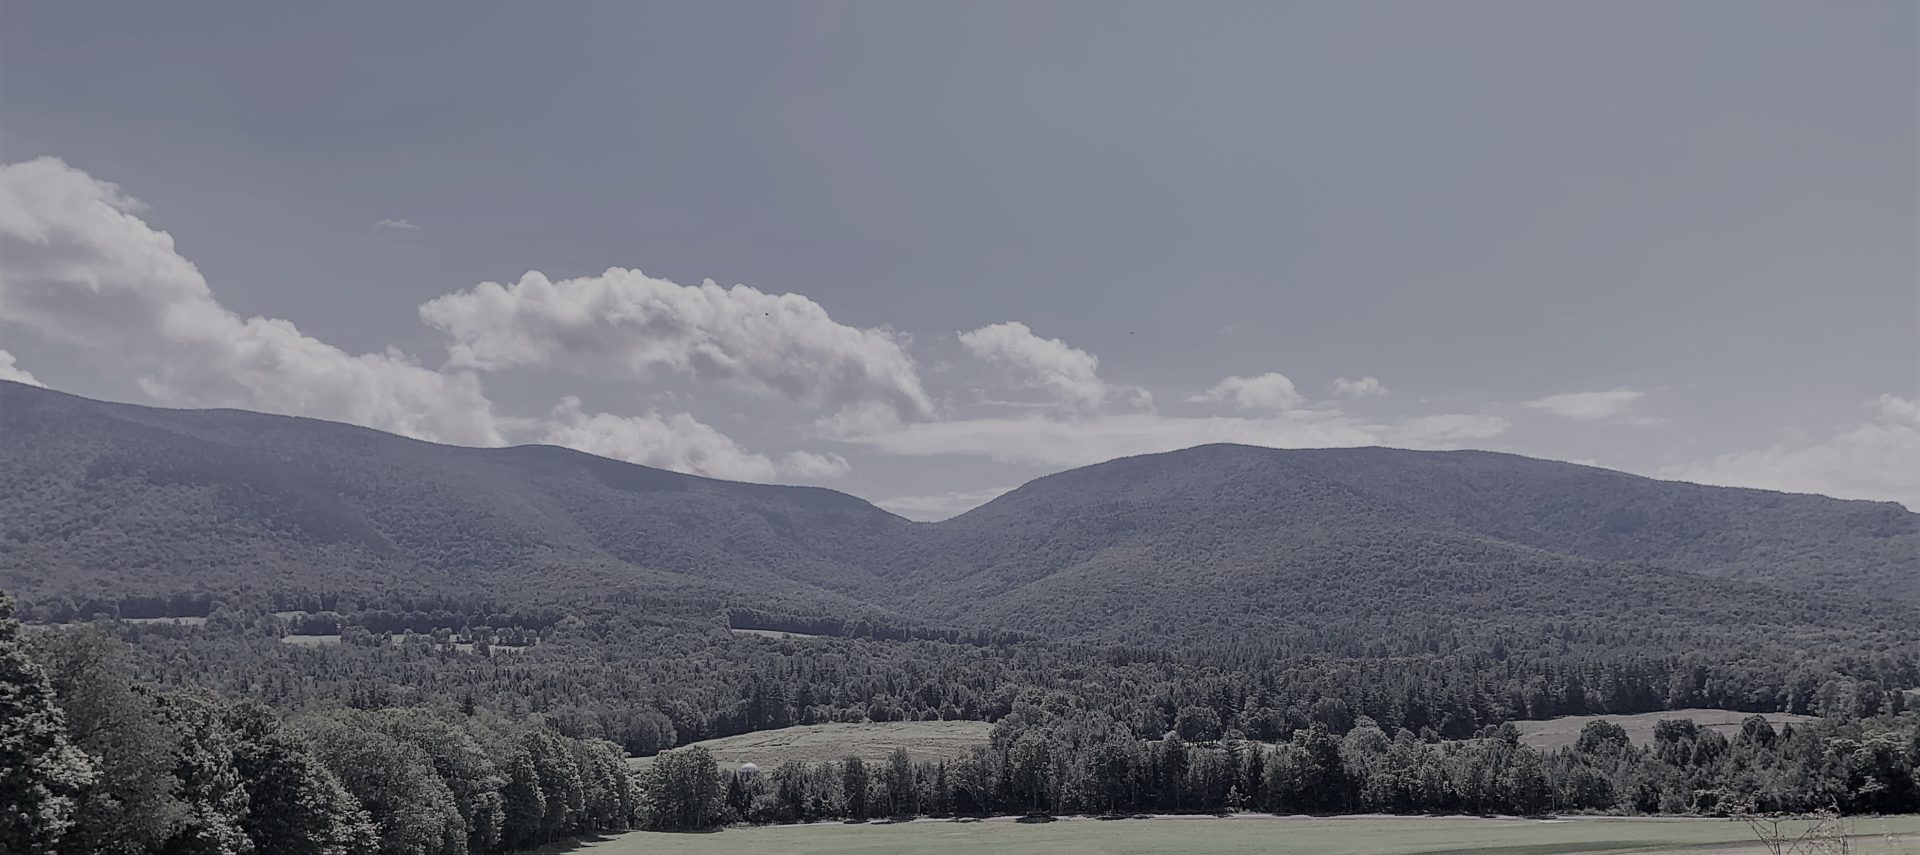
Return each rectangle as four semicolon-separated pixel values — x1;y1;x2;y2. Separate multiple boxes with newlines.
730;627;833;639
626;720;994;771
1511;708;1819;751
629;708;1816;773
551;814;1920;855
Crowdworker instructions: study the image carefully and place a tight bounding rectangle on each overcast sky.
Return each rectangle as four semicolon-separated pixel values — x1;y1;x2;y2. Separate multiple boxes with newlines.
2;1;1915;517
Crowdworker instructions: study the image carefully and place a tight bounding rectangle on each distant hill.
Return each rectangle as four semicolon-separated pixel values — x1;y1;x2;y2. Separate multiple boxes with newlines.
4;380;1915;650
874;443;1919;646
0;380;909;610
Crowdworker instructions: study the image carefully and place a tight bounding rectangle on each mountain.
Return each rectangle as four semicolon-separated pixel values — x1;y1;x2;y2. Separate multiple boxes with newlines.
874;443;1919;645
4;380;1915;650
0;380;909;609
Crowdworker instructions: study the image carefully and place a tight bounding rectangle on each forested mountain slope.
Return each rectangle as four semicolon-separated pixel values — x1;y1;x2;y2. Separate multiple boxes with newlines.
0;380;906;608
4;381;1915;649
877;444;1919;646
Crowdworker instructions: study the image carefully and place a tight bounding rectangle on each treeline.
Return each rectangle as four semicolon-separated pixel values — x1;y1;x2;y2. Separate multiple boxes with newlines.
2;596;693;855
678;707;1920;827
88;597;1917;759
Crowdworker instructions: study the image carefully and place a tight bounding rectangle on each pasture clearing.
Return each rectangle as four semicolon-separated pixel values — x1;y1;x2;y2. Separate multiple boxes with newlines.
1512;708;1817;751
627;720;992;772
731;627;834;640
550;813;1920;855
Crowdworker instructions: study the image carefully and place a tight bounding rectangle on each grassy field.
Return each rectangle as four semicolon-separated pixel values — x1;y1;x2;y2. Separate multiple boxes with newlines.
628;720;993;772
629;710;1822;774
730;627;833;640
550;814;1920;855
1511;709;1818;751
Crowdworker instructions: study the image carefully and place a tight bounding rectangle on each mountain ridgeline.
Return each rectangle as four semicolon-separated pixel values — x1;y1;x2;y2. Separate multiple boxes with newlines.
3;379;1915;650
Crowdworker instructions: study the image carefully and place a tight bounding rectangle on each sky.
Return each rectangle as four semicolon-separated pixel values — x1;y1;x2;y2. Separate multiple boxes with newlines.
1;1;1915;518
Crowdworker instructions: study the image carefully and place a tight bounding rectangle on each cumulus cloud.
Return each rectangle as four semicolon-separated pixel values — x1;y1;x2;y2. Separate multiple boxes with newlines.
374;218;420;232
1659;394;1920;510
542;396;778;481
957;321;1118;414
0;349;42;386
1331;376;1388;398
1191;372;1305;411
0;157;502;445
419;268;934;423
541;396;848;483
781;450;852;479
1522;387;1647;421
873;486;1015;522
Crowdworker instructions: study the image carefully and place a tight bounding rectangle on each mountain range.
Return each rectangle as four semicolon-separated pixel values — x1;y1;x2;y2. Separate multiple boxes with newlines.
3;379;1914;649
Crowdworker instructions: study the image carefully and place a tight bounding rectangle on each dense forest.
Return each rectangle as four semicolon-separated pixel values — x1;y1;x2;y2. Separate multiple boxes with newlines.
7;595;1918;855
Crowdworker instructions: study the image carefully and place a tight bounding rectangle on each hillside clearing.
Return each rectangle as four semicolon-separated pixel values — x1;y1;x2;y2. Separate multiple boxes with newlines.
1512;708;1818;751
547;814;1920;855
627;720;992;771
730;627;833;640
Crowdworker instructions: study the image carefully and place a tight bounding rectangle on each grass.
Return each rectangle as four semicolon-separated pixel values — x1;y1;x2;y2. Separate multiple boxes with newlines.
1511;709;1818;751
730;627;834;640
549;814;1920;855
627;720;993;772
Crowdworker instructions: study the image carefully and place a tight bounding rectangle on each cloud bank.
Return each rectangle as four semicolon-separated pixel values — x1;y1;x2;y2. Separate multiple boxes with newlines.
0;158;858;485
837;407;1508;468
420;268;935;423
1661;394;1920;510
540;396;846;482
0;349;42;386
0;157;503;445
1523;387;1646;421
873;486;1015;521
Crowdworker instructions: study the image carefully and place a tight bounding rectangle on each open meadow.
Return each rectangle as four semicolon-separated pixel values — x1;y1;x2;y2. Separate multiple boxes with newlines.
1511;709;1820;751
625;720;994;771
551;814;1920;855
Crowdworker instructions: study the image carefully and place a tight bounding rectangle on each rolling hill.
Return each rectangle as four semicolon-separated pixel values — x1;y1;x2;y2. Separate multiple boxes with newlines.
3;379;1915;650
0;380;909;609
873;443;1919;646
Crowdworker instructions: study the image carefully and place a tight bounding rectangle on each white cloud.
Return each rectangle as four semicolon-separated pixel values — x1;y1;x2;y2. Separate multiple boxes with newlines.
0;157;503;445
540;396;850;483
1522;387;1646;421
836;406;1504;468
419;268;935;423
374;218;420;232
1191;372;1304;411
958;321;1116;414
1659;394;1920;510
1386;413;1512;448
0;349;42;386
873;486;1015;522
781;450;852;479
542;396;779;482
1331;376;1388;398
